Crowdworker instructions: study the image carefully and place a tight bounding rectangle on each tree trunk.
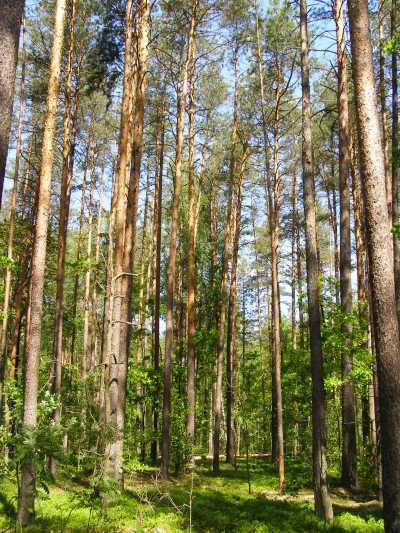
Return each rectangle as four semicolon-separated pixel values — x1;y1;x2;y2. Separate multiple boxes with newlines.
151;102;165;466
49;0;78;478
70;149;88;363
186;37;197;466
378;0;391;215
107;0;151;487
0;19;25;395
300;0;333;521
392;0;400;319
334;0;357;490
17;0;66;525
226;153;245;465
213;41;238;475
0;0;25;208
348;0;400;529
161;0;197;479
82;145;95;378
91;164;104;370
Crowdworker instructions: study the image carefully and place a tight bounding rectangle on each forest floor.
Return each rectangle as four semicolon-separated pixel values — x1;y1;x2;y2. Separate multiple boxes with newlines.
0;456;383;532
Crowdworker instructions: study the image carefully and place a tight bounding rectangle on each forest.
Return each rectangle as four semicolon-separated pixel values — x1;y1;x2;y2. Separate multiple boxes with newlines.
0;0;399;531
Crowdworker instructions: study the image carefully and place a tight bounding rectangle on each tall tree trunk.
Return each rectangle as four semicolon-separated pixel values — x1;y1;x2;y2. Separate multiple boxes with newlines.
291;171;297;352
0;19;25;396
70;149;88;363
300;0;333;521
334;0;357;490
226;153;246;465
99;173;115;432
151;103;165;466
17;0;66;525
161;0;197;479
106;0;151;487
392;0;400;319
91;164;104;369
270;74;285;495
213;41;238;475
0;0;25;208
378;0;391;215
82;145;95;378
186;38;197;466
348;1;400;529
49;0;78;478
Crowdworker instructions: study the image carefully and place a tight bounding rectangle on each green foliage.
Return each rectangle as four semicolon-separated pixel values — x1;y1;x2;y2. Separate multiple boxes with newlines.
0;458;384;532
384;34;400;55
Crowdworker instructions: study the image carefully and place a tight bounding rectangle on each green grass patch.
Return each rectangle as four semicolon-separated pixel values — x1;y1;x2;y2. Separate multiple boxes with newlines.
0;458;384;532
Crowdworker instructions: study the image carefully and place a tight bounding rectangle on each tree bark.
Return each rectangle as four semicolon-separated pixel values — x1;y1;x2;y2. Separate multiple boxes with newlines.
213;40;238;474
161;0;197;479
17;0;66;525
0;19;25;394
392;0;400;319
348;0;400;529
186;38;197;466
378;0;391;215
0;0;25;208
334;0;357;490
151;102;165;466
49;0;78;478
300;0;333;521
226;152;246;465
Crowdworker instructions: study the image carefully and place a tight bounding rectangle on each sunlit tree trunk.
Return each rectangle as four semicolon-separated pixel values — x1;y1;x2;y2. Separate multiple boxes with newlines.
348;0;400;528
0;0;25;208
70;148;88;364
213;41;237;475
0;19;25;398
17;0;66;525
162;0;197;479
151;103;165;465
378;0;391;214
392;0;400;319
91;164;104;369
226;150;246;465
334;0;357;489
186;38;197;465
82;145;95;378
49;0;78;478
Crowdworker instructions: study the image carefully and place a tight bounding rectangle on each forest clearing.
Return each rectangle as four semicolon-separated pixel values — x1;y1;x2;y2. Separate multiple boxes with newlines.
0;0;400;531
0;457;385;531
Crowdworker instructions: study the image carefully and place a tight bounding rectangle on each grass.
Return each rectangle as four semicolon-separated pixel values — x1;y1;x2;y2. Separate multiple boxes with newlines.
0;457;384;532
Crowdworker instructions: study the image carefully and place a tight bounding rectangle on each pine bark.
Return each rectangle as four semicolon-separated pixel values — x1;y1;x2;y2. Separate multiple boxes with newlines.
392;0;400;319
348;0;400;529
49;0;78;478
0;20;25;393
378;0;391;214
151;104;165;465
226;152;246;465
300;0;333;521
334;0;357;490
0;0;25;208
186;39;197;465
213;42;238;474
161;0;197;479
17;0;66;525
